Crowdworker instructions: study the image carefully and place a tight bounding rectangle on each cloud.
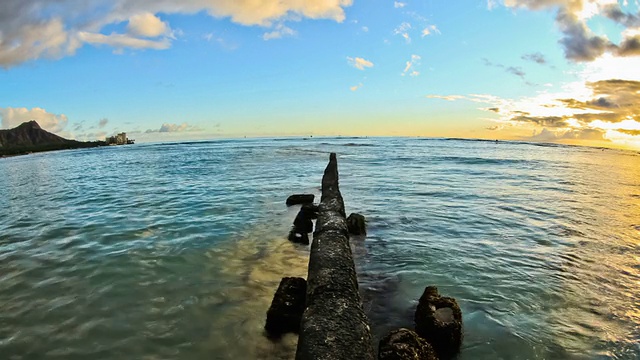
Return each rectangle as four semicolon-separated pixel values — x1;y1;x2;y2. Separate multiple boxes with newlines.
145;122;201;133
0;17;81;68
73;131;108;142
426;95;466;101
127;13;169;38
263;23;297;40
0;0;354;67
530;127;608;141
511;114;568;127
421;25;440;37
347;56;374;70
429;47;640;147
617;28;640;56
203;32;238;50
394;22;412;43
98;118;109;128
556;9;613;62
482;58;527;79
350;83;363;91
600;3;640;28
427;76;640;146
0;107;68;133
506;66;526;78
522;52;548;64
402;54;421;76
617;129;640;136
554;79;640;123
394;2;407;8
503;0;640;62
77;32;171;50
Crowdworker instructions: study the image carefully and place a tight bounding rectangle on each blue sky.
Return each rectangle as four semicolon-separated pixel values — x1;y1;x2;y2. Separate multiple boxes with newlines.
1;1;640;149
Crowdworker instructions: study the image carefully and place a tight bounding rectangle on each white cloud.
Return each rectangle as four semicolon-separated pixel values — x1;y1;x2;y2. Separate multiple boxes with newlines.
347;56;374;70
0;107;68;133
402;54;421;76
263;23;297;40
426;95;466;101
145;123;201;133
73;131;108;142
350;83;363;91
362;26;369;32
421;25;440;37
202;32;237;50
0;0;354;67
78;32;171;50
394;1;407;8
127;13;169;38
394;22;412;43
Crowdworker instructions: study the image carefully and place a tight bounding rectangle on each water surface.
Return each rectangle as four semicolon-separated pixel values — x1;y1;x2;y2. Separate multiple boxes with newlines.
1;138;638;359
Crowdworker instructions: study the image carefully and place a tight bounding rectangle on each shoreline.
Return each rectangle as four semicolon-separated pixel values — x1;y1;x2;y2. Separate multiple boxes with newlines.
0;142;113;159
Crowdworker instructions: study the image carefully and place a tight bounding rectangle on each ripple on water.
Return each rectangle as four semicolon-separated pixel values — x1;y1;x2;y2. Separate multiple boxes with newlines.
0;138;639;359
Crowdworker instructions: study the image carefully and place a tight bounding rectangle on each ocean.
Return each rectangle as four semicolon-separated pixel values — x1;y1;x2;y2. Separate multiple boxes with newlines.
0;137;638;359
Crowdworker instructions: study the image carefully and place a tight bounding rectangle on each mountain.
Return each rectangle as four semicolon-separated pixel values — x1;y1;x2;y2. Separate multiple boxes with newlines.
0;121;104;156
0;121;68;147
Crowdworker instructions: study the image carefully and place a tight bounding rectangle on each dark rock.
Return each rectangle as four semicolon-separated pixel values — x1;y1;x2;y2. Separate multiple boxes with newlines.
379;328;438;360
286;194;315;206
293;209;314;234
265;277;307;338
347;213;367;235
287;205;316;245
414;286;463;359
288;228;310;245
301;203;319;219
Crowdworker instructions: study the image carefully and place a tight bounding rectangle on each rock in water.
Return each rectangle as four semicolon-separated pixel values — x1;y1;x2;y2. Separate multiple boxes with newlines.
286;194;315;206
293;208;314;234
379;328;438;360
301;203;319;219
288;229;310;245
347;213;367;235
414;286;463;359
287;205;316;245
265;277;307;338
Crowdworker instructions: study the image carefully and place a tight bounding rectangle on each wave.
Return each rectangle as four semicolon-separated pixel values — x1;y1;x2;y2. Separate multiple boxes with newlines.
435;156;533;165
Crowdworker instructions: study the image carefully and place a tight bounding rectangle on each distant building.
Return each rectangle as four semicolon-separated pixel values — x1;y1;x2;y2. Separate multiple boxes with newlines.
105;132;134;145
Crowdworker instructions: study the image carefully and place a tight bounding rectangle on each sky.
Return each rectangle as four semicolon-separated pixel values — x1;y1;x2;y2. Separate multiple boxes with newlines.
1;0;640;149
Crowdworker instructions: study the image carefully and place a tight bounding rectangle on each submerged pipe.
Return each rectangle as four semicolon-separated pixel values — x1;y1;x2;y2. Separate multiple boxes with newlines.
295;153;375;360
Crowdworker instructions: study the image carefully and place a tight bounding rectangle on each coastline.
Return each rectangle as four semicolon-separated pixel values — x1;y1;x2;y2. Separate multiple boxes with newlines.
0;141;107;158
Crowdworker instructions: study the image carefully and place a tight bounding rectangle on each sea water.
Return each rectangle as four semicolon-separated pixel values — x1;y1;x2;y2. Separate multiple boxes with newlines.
0;137;638;359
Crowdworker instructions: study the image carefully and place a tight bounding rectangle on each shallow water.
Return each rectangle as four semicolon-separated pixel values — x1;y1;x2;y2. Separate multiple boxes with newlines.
0;138;638;359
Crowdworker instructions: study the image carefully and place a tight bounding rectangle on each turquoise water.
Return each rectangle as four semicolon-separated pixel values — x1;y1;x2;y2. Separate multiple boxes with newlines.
0;138;638;359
